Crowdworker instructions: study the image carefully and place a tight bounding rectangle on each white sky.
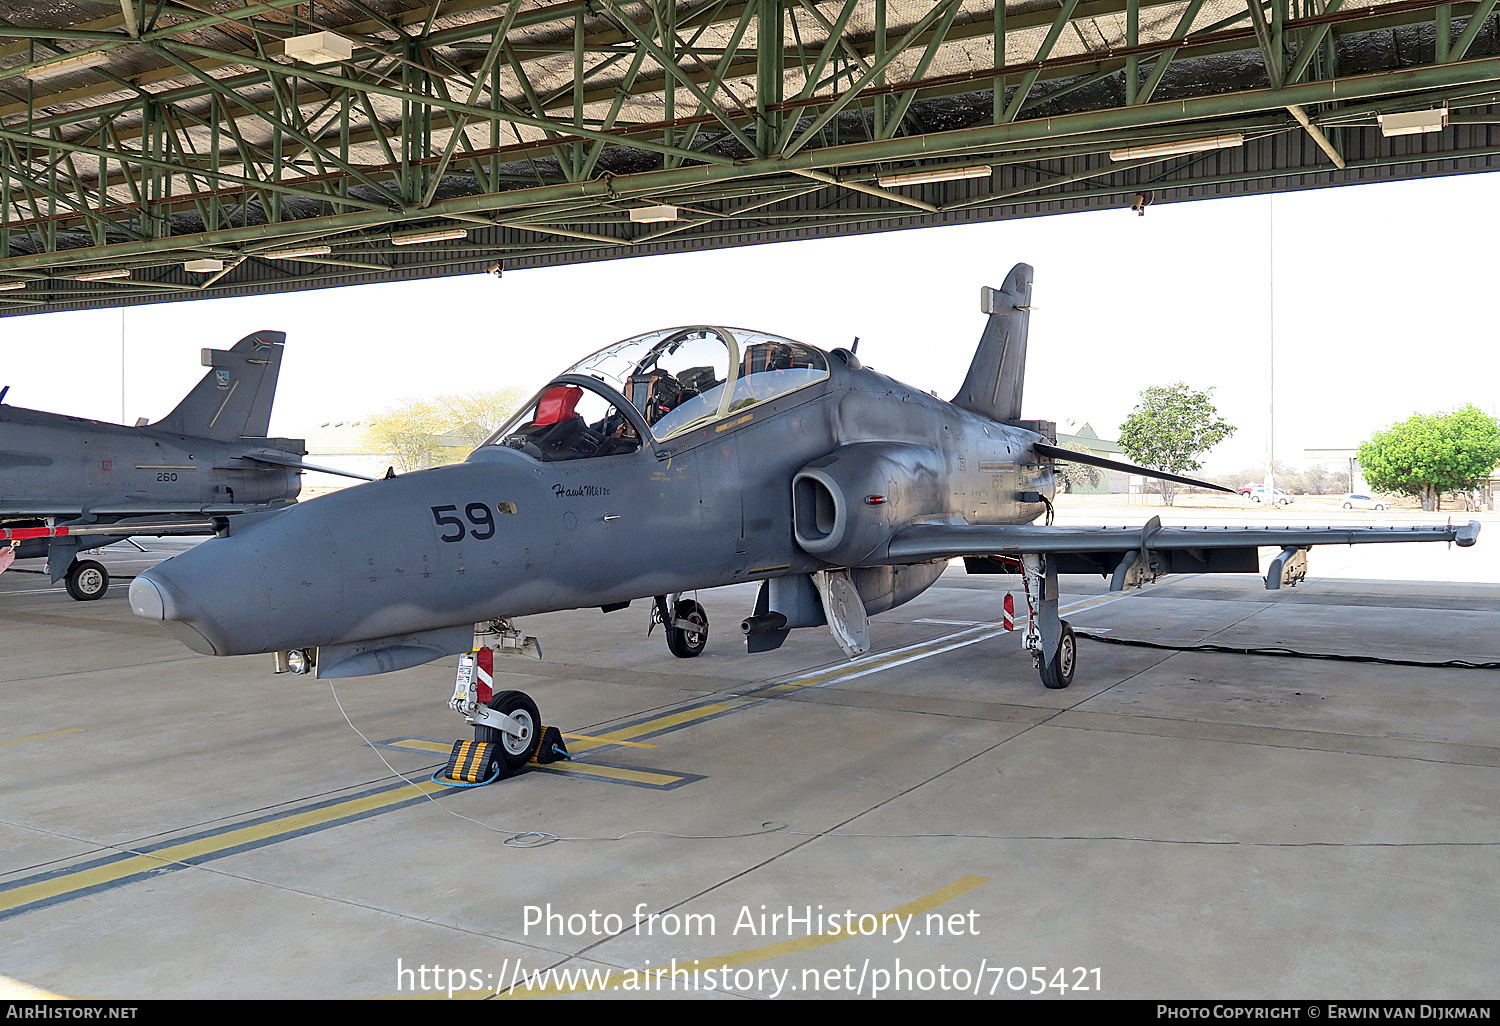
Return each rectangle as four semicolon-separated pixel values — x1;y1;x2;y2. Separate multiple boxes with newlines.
4;170;1497;474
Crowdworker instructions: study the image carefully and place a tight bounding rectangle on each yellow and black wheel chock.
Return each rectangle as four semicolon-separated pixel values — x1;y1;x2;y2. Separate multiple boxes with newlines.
442;739;497;784
437;727;569;787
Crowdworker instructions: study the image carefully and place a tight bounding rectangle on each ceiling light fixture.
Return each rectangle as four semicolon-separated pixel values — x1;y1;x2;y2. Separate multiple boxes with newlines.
1108;133;1245;161
75;268;130;281
283;31;354;65
183;258;225;273
0;281;27;291
629;205;679;223
21;50;110;81
264;245;332;260
875;164;993;187
391;228;469;246
1377;109;1447;136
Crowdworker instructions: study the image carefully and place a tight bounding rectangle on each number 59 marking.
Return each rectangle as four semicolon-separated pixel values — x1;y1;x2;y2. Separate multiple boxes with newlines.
431;503;497;542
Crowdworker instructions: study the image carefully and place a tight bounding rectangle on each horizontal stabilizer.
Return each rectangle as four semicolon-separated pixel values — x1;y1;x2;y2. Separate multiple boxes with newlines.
244;452;377;482
1033;442;1235;494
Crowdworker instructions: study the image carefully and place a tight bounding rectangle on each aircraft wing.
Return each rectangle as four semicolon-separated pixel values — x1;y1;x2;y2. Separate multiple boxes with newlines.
889;519;1479;559
887;517;1479;590
240;452;378;482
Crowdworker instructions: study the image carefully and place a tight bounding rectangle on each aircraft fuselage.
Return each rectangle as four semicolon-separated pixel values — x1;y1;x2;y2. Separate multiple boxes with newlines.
132;355;1052;658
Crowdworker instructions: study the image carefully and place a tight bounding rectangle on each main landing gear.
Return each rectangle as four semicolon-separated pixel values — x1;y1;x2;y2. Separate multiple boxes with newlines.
652;594;709;658
65;559;109;601
1019;553;1075;689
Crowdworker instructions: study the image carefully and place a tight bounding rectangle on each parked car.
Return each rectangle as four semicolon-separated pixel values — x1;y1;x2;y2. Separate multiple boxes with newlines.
1240;484;1293;505
1340;493;1389;511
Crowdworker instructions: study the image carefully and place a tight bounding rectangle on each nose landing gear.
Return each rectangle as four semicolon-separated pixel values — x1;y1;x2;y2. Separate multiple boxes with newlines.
441;638;567;786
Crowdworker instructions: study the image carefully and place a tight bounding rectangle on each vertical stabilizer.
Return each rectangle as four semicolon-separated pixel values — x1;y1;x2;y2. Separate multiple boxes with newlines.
152;330;286;441
951;264;1033;422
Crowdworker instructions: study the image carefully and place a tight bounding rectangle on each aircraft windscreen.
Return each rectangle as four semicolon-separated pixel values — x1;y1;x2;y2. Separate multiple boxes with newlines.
493;383;642;462
564;326;830;442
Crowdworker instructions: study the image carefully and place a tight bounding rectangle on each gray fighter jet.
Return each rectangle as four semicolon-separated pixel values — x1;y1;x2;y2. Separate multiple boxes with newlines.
1;330;371;600
130;265;1477;771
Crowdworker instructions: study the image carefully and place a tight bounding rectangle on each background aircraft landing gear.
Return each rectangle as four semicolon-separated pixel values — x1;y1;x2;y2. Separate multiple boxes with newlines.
65;559;108;601
655;595;708;658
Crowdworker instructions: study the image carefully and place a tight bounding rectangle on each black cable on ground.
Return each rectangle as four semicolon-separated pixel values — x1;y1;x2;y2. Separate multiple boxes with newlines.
1075;631;1500;670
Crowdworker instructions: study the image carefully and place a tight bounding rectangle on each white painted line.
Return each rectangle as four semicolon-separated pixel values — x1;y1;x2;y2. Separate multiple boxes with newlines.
787;575;1201;690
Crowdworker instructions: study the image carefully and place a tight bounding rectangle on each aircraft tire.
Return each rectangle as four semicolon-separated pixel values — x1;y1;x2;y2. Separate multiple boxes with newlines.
1039;621;1075;690
475;690;541;773
665;599;708;658
65;560;109;602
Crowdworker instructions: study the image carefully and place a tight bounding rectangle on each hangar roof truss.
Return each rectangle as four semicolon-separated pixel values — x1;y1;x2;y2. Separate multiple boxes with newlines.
2;0;1498;314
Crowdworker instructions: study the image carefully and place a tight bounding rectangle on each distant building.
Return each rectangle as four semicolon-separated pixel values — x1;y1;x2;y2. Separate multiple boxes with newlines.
1055;422;1130;494
298;420;391;488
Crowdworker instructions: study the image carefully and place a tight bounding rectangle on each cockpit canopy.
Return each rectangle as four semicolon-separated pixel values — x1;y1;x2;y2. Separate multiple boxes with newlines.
492;326;830;462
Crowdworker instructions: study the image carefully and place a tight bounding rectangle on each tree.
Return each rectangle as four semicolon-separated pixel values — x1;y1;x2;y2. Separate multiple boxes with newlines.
364;387;526;472
1357;404;1500;512
1117;382;1236;505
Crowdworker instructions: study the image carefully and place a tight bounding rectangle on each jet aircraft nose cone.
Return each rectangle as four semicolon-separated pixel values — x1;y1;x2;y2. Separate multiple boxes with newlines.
131;560;262;656
128;574;165;620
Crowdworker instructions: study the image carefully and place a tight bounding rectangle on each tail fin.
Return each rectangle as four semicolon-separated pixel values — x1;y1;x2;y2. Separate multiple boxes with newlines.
152;330;286;441
951;263;1033;423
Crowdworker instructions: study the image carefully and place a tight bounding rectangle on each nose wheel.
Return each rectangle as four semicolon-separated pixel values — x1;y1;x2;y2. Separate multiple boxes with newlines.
474;690;541;773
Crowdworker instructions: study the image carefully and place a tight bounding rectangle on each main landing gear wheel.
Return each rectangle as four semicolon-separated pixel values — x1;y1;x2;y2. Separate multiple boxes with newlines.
65;559;108;601
475;690;541;773
665;599;708;658
1039;620;1076;690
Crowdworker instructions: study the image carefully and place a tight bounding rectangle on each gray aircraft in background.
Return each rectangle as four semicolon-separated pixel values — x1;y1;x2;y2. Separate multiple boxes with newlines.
130;265;1478;775
0;330;370;600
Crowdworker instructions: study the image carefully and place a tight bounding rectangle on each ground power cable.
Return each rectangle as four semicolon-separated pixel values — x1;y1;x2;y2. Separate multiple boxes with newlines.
1075;631;1500;669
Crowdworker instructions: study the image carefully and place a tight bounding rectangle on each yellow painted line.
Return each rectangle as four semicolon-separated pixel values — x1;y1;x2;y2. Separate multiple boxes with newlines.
385;738;680;786
561;732;656;749
389;738;455;755
0;779;447;917
0;728;82;747
534;762;684;787
485;875;990;999
388;735;657;755
592;702;744;743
